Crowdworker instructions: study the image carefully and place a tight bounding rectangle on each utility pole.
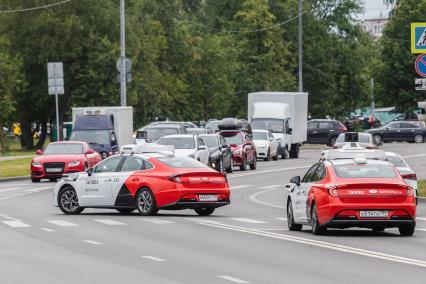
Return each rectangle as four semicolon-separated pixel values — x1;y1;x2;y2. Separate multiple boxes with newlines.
298;0;303;93
120;0;127;106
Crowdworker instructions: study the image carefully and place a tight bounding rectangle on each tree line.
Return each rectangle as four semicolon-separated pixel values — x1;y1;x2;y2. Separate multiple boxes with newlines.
0;0;420;150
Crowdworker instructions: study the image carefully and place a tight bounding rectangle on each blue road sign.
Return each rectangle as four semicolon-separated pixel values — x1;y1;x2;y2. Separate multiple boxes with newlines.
411;23;426;54
415;54;426;78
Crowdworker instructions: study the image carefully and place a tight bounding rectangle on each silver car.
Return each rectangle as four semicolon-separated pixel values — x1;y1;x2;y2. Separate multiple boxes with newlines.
158;134;210;165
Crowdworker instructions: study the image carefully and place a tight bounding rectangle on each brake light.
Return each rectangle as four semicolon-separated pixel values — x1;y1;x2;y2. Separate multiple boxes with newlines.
406;187;414;197
338;127;347;132
326;184;339;196
169;175;226;184
402;173;417;180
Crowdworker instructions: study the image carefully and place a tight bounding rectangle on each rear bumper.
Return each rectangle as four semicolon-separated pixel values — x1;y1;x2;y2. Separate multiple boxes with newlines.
161;201;230;210
326;218;415;229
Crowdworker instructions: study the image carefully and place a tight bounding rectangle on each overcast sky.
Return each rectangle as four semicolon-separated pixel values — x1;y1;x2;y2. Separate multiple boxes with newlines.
358;0;392;20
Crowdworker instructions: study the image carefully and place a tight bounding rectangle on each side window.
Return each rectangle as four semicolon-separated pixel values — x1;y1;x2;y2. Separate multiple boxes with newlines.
308;122;317;130
198;137;205;146
111;132;118;146
302;163;320;183
401;123;418;129
312;163;326;181
220;136;227;146
144;160;154;170
120;157;144;172
318;122;331;129
94;156;123;173
388;123;400;129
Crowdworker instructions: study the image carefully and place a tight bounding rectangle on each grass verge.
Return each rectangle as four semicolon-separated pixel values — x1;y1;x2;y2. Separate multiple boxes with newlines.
0;157;32;178
418;180;426;198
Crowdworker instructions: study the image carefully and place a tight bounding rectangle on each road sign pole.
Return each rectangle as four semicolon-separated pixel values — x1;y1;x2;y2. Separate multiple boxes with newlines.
298;0;303;93
55;93;60;142
120;0;127;107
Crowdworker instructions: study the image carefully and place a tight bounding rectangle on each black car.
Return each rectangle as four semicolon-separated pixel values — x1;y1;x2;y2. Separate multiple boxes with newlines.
199;134;233;173
366;121;426;144
307;119;347;146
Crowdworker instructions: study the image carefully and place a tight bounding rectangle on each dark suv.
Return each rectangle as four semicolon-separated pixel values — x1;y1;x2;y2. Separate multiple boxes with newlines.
307;119;347;146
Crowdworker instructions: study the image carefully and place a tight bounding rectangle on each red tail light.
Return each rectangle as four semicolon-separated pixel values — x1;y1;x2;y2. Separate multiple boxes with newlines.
338;127;347;132
326;184;339;196
402;173;417;180
169;174;226;184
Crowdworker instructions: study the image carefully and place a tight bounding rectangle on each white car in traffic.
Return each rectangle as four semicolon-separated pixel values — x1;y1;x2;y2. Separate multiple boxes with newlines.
385;152;418;199
252;129;279;161
158;134;210;165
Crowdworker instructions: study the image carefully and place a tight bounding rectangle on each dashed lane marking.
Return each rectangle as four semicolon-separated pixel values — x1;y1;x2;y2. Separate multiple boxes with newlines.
41;228;55;232
274;217;287;221
47;220;79;227
83;240;102;245
416;217;426;221
217;275;250;284
231;185;252;190
184;218;222;224
141;255;167;262
139;218;174;224
24;187;53;193
94;219;126;226
229;218;268;224
249;188;285;209
2;220;30;228
258;185;282;190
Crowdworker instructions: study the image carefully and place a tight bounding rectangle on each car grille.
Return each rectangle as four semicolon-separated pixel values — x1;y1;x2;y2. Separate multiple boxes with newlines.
44;162;65;175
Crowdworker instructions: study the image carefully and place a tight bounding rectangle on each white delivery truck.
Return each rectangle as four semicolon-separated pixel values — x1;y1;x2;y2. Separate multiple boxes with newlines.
70;107;133;159
248;92;308;159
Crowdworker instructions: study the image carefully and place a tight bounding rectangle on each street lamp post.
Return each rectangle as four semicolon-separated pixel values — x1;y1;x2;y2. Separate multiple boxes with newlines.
120;0;127;106
298;0;303;93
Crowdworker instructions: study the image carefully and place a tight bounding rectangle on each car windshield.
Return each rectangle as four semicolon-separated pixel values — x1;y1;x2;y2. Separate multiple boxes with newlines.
200;136;218;148
386;155;408;168
333;163;396;178
70;130;110;145
253;132;268;140
157;156;208;168
146;127;179;141
251;119;284;133
44;143;83;155
337;134;371;143
158;137;195;149
222;132;243;145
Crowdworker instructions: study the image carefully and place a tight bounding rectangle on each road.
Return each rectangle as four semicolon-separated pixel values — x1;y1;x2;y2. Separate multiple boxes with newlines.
0;142;425;283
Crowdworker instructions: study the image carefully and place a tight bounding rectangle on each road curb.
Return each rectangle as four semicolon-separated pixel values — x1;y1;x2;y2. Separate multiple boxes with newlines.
418;197;426;204
0;176;29;182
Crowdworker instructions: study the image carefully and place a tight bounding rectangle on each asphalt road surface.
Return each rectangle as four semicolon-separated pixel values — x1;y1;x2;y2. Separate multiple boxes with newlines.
1;143;426;283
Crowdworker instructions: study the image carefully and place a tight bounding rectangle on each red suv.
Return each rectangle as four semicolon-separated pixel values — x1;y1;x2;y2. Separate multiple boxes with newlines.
220;130;256;171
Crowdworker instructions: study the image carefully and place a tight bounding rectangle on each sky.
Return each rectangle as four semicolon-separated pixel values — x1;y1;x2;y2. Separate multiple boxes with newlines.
358;0;392;20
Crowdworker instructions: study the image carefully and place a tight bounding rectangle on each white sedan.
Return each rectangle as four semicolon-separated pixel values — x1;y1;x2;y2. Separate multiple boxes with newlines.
252;129;279;161
158;134;210;165
385;152;418;200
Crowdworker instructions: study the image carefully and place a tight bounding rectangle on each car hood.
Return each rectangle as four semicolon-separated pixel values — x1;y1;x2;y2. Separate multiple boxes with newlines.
174;149;196;157
33;154;85;163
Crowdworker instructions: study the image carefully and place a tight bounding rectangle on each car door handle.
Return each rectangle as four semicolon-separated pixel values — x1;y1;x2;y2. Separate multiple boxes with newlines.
104;178;112;182
312;131;318;134
329;130;334;132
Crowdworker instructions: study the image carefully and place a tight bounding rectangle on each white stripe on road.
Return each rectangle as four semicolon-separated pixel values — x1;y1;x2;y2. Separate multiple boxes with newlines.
141;255;166;262
47;220;79;227
24;187;53;193
184;218;222;224
2;220;30;228
41;228;55;232
83;240;102;245
403;154;426;159
0;188;22;193
249;188;285;209
417;228;426;232
139;218;174;224
94;219;126;226
203;222;426;269
229;218;268;224
218;275;249;284
231;185;252;190
0;212;20;221
259;185;282;190
416;217;426;221
274;217;287;221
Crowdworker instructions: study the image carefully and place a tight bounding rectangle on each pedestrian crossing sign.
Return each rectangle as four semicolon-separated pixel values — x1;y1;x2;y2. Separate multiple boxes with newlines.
411;23;426;54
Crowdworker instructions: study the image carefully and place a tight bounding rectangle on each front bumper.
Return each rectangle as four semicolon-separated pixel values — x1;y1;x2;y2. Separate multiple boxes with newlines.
256;147;268;158
232;153;244;166
31;165;83;180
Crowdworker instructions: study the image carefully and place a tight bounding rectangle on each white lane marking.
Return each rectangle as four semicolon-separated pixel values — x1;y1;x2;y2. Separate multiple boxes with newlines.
47;220;79;227
41;228;55;232
184;218;222;224
0;212;21;221
229;218;268;224
202;222;426;268
403;154;426;159
255;228;288;231
94;219;126;226
2;220;30;228
274;217;287;221
0;192;35;200
416;217;426;221
83;240;102;245
24;187;53;193
139;218;174;224
229;165;310;179
0;188;22;193
218;275;249;284
417;228;426;232
249;188;285;209
231;185;252;190
259;184;282;190
141;255;166;262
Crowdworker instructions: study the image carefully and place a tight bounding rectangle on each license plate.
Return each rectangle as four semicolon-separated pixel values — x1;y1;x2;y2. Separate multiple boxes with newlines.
46;168;62;173
360;211;388;218
198;195;218;202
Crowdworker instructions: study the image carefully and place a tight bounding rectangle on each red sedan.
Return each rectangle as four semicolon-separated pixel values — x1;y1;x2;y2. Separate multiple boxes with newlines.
31;141;101;182
286;156;416;236
221;130;256;171
53;144;230;216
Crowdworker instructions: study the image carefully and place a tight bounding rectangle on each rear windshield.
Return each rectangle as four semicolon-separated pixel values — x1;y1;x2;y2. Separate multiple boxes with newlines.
200;136;218;148
386;155;408;168
158;137;195;149
156;156;208;168
222;132;243;145
145;128;179;141
333;163;396;178
336;133;371;143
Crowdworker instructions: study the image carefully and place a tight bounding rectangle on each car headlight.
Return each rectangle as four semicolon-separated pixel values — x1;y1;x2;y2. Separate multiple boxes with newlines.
68;161;81;167
257;145;266;148
32;161;41;167
233;149;242;155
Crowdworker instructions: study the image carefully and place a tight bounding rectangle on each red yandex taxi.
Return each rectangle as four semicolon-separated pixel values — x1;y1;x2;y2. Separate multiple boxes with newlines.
31;141;101;182
53;144;230;216
286;151;416;236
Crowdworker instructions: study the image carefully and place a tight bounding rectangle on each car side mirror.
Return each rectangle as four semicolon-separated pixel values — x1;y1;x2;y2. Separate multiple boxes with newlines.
287;128;293;135
87;167;93;176
290;176;301;186
36;149;43;155
86;149;95;155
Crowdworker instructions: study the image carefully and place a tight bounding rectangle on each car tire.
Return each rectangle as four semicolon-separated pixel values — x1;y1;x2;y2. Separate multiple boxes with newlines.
272;152;278;161
264;149;270;161
372;227;385;232
373;134;382;145
311;203;326;235
226;157;233;173
240;156;247;171
116;208;135;214
414;134;424;143
195;207;215;216
31;178;40;183
328;136;337;146
58;186;84;215
289;144;300;159
399;224;415;236
250;155;257;170
136;188;158;216
287;200;302;231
